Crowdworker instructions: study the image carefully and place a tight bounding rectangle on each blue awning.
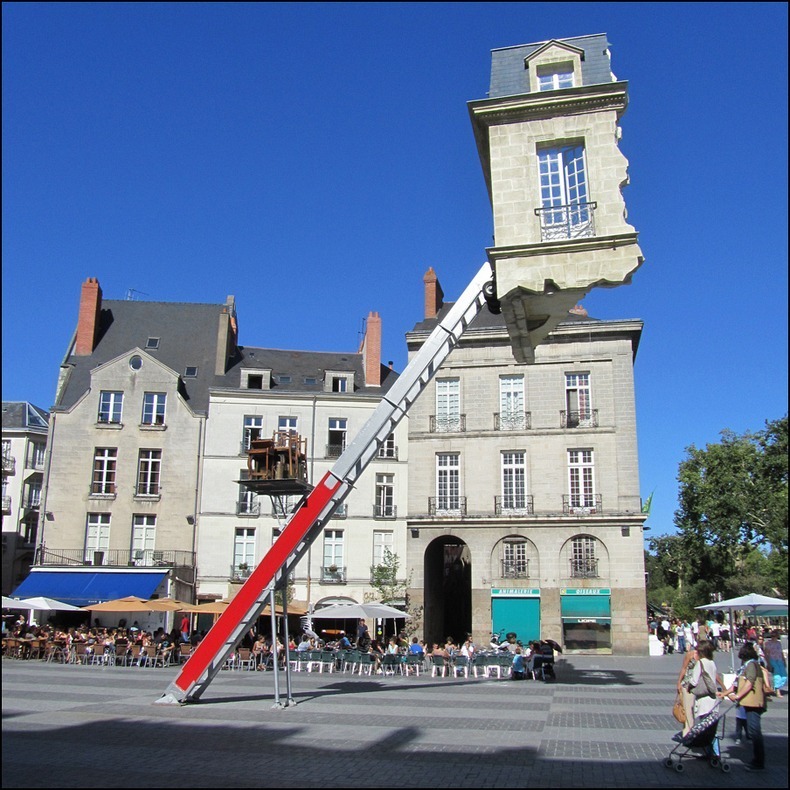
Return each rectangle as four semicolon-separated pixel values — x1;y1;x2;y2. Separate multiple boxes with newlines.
11;571;167;607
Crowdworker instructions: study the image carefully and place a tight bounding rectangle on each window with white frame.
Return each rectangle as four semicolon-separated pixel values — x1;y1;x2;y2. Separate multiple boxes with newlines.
98;391;123;424
29;442;46;469
327;418;347;457
436;453;460;511
242;415;264;451
537;144;593;240
132;515;156;562
234;527;256;572
565;373;593;426
375;473;395;518
571;535;598;578
372;530;394;567
137;449;162;496
85;513;110;562
278;416;298;435
499;375;526;429
238;476;258;515
568;449;595;508
323;529;344;573
91;448;117;495
142;392;167;426
537;62;574;91
25;479;42;508
435;378;461;431
501;451;527;510
378;432;397;459
502;538;529;578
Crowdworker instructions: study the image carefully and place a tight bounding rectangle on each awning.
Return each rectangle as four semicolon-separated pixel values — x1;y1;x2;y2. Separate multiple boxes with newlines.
561;593;611;619
11;570;168;607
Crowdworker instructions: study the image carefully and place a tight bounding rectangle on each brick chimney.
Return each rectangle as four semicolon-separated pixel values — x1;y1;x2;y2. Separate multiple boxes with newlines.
75;277;103;356
360;311;382;387
423;267;444;319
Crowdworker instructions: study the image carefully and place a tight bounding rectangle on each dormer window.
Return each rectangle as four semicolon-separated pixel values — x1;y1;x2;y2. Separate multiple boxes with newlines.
241;369;271;390
324;370;354;394
537;62;574;91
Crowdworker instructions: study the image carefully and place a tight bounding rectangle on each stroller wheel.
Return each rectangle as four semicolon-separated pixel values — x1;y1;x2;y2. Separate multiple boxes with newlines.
664;758;674;768
721;762;731;773
674;763;684;773
710;758;720;768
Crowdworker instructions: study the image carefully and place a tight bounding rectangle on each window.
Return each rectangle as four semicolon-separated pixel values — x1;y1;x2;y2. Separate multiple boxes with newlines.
378;432;397;459
501;452;527;510
499;375;526;429
247;374;263;390
91;448;117;495
137;449;162;496
571;536;598;578
502;538;529;578
568;449;595;509
242;415;264;451
331;376;347;393
565;373;593;427
25;479;42;509
537;144;593;240
304;377;317;385
234;527;256;573
278;375;292;385
436;454;460;511
145;337;160;350
323;529;344;575
142;393;167;426
373;531;394;567
375;473;395;518
238;476;259;516
327;418;347;457
184;366;198;378
435;378;461;432
278;416;298;435
85;514;110;563
271;495;300;518
537;62;574;91
132;515;156;563
30;442;46;469
98;391;123;424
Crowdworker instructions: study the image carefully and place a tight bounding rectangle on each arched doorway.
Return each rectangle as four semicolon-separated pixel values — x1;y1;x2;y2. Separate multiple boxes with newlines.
423;536;471;646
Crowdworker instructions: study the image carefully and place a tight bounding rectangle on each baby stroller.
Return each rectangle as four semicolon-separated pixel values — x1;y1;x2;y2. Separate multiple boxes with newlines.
664;701;733;773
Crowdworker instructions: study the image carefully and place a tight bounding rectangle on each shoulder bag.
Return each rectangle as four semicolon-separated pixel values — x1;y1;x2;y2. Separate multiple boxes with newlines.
672;693;686;724
738;661;765;708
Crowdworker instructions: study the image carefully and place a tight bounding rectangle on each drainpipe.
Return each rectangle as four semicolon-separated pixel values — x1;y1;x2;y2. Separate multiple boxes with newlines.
36;413;57;566
190;415;205;603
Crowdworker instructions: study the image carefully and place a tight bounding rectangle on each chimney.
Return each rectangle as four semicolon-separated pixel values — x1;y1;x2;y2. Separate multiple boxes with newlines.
423;267;444;319
215;296;238;376
75;277;103;356
360;311;382;387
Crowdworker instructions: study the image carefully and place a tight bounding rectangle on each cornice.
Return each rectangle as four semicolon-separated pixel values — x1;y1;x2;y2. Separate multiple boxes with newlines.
486;232;641;262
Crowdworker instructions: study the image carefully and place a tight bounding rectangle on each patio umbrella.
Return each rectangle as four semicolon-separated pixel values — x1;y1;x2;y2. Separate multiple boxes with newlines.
177;600;231;614
81;596;156;612
2;597;36;610
145;597;192;611
18;596;82;611
310;602;410;620
696;593;788;673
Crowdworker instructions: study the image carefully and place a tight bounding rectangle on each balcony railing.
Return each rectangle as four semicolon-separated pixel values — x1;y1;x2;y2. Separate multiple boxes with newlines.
237;499;260;516
429;415;466;433
321;565;346;583
1;495;10;513
428;496;467;516
560;409;599;428
3;454;16;474
570;558;599;578
373;504;397;519
38;547;196;568
494;412;531;431
563;494;602;516
500;559;530;579
325;443;346;459
377;445;399;460
231;563;254;580
494;495;534;516
535;201;597;242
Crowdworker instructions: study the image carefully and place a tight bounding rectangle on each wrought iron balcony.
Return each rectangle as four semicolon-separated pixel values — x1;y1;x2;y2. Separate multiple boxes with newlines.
325;443;345;459
570;558;599;579
494;412;531;431
231;563;254;580
428;496;467;516
560;409;598;428
2;454;16;474
535;201;597;241
321;565;346;583
494;495;534;516
373;504;397;519
500;559;530;579
563;494;602;516
236;499;260;516
1;495;10;513
38;547;196;568
429;415;466;433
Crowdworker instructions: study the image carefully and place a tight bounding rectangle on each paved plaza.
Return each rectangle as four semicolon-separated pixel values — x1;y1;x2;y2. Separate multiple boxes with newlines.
2;653;787;788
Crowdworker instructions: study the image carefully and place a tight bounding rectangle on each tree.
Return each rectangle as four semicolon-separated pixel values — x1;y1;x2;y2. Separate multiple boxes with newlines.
367;549;423;638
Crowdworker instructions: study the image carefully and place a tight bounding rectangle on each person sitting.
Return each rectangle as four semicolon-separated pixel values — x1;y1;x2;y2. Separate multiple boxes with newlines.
338;633;352;649
408;636;424;656
512;647;527;680
296;635;312;652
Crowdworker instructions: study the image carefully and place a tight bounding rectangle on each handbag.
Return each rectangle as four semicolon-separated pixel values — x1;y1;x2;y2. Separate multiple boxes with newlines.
672;693;686;724
691;664;717;698
738;667;764;708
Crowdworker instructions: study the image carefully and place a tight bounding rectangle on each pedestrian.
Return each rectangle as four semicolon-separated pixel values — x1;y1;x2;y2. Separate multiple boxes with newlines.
763;630;787;698
180;613;190;643
721;642;766;771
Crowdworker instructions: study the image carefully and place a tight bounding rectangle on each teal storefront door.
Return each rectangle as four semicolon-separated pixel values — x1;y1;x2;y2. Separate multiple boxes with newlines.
491;591;541;643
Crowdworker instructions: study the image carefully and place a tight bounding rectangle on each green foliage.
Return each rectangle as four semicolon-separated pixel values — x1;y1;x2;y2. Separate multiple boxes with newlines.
369;548;405;604
647;416;788;610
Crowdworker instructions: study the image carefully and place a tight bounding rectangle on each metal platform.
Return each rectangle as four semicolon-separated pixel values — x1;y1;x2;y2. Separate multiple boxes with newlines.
235;478;314;496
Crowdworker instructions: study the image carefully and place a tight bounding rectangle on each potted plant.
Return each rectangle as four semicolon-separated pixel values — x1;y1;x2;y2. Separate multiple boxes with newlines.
327;564;338;573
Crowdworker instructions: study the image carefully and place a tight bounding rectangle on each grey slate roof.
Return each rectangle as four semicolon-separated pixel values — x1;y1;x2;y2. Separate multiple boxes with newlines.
488;33;613;98
1;402;50;431
216;347;399;396
56;300;230;414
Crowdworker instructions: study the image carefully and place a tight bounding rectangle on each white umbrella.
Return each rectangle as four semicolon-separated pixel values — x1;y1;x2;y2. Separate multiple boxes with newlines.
2;596;36;610
310;602;410;620
18;596;83;612
696;593;788;673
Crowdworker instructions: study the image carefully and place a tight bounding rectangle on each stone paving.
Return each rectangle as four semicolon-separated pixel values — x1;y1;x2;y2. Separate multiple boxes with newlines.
2;653;787;788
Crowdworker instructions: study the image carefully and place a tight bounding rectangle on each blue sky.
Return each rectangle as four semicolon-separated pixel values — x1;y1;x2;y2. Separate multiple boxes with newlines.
3;2;787;542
